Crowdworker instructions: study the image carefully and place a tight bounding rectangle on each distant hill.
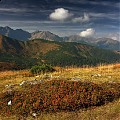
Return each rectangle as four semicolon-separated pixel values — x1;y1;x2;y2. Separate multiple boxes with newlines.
94;38;120;51
64;35;120;51
0;34;120;69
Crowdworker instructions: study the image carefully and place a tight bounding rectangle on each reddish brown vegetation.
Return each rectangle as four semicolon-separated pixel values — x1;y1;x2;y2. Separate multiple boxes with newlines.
0;80;120;118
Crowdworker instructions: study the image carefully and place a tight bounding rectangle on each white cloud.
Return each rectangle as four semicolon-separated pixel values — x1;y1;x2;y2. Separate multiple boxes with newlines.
0;8;29;13
79;28;95;37
111;36;118;40
107;33;120;41
89;12;119;20
49;8;73;21
72;13;90;23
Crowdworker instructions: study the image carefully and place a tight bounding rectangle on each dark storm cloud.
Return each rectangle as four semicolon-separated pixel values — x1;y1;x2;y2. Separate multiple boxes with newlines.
0;0;119;12
0;0;119;20
0;0;119;39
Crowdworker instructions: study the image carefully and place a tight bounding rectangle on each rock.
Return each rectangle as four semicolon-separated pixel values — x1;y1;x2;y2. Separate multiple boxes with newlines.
92;74;102;77
71;78;81;81
32;113;37;117
35;75;40;78
8;100;12;106
108;76;112;78
19;81;28;86
97;74;101;77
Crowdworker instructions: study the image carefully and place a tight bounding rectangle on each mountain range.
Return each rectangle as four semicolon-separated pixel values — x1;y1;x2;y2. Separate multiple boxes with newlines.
0;33;120;69
0;26;119;51
64;35;120;51
0;26;31;41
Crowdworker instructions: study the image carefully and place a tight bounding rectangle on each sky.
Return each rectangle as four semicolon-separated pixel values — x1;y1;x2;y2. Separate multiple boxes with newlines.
0;0;119;40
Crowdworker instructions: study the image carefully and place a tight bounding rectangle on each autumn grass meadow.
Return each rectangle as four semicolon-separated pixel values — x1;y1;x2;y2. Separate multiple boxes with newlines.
0;63;120;120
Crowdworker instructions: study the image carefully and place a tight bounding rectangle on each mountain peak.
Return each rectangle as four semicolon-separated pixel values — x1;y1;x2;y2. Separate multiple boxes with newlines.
30;31;63;41
4;26;12;29
0;26;31;41
32;31;54;35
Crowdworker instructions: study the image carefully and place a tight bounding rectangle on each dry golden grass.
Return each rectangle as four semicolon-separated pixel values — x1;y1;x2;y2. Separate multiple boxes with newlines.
53;63;120;84
0;63;120;91
0;70;34;92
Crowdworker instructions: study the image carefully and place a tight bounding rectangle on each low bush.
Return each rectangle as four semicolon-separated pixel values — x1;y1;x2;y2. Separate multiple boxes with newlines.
30;64;55;74
0;80;120;118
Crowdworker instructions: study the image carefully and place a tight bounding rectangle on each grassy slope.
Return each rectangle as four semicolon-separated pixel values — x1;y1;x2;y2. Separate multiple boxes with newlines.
0;36;120;68
0;64;120;120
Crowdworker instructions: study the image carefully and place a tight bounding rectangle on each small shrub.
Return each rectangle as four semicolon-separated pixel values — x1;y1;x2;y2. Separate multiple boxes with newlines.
30;64;55;74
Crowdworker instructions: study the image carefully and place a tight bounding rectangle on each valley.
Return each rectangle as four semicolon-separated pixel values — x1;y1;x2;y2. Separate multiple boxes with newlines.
0;0;120;119
0;34;120;70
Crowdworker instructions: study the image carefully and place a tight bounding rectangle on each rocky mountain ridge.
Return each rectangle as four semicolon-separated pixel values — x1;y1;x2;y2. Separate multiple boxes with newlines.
0;26;119;51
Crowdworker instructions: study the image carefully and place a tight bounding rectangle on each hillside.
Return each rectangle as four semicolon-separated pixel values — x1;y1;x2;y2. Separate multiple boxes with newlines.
0;62;19;71
0;34;120;69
